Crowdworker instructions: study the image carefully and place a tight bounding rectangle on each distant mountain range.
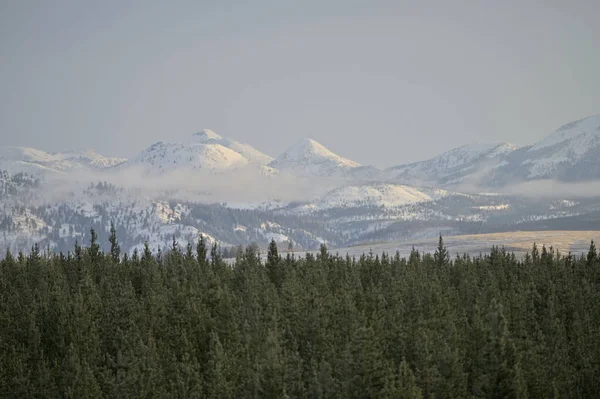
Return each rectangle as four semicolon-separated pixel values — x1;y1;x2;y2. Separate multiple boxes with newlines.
0;147;126;175
390;114;600;187
5;114;600;187
1;114;600;254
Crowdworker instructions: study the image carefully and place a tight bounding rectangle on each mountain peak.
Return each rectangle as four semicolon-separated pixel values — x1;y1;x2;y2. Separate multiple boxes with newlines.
192;129;222;142
530;114;600;152
384;141;517;186
287;138;335;157
556;114;600;133
298;137;320;145
0;146;126;174
270;137;360;178
278;137;359;164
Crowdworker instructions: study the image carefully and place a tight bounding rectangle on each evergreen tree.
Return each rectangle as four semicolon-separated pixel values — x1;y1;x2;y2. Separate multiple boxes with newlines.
89;228;100;262
185;242;194;261
210;243;222;266
319;243;328;261
398;359;423;399
108;222;120;264
409;246;420;266
434;234;449;267
204;332;231;398
142;241;153;265
587;239;597;266
197;235;208;265
266;239;282;289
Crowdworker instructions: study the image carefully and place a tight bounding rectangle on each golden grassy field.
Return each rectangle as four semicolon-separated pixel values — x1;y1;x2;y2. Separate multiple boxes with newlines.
332;231;600;259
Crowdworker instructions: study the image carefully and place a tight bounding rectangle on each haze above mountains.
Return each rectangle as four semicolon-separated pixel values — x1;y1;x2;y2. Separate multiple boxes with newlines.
2;114;600;190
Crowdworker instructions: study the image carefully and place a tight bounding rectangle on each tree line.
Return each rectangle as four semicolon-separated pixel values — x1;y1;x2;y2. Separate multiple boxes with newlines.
1;227;600;398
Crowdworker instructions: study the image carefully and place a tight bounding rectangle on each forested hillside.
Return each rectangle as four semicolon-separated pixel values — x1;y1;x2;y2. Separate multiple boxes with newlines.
1;231;600;397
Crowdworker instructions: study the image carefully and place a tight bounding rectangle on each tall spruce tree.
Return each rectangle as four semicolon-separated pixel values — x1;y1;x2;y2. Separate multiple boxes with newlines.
89;228;100;263
434;234;449;267
108;222;120;264
197;235;208;265
587;240;597;266
398;358;423;399
266;239;282;289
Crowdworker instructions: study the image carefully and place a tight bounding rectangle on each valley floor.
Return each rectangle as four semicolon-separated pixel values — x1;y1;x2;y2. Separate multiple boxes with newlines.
311;230;600;259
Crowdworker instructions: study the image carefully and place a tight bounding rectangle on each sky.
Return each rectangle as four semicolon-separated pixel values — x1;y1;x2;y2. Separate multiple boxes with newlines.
1;0;599;168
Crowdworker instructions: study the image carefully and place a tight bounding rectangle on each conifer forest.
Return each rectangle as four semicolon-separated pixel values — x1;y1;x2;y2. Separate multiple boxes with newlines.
2;229;600;398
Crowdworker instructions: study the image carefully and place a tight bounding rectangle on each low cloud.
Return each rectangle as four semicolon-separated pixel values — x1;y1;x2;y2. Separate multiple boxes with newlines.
452;178;600;199
497;179;600;199
28;165;346;206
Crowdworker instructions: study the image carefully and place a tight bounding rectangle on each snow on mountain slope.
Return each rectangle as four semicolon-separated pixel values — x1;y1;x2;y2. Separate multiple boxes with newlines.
0;170;40;198
530;115;600;152
191;129;273;165
385;114;600;187
130;140;250;174
0;146;126;175
522;114;600;178
290;183;447;213
55;150;127;170
269;138;361;178
314;183;445;209
479;114;600;184
125;130;278;176
0;160;58;176
0;146;57;164
386;143;516;185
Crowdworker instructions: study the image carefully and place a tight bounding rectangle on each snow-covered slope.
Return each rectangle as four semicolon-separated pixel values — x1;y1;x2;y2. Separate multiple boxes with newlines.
521;114;600;179
386;114;600;187
292;183;447;212
269;138;361;178
54;150;127;170
487;114;600;184
0;146;126;175
191;129;273;165
530;115;600;152
125;130;277;176
0;170;40;198
2;164;600;254
130;140;250;174
386;143;516;186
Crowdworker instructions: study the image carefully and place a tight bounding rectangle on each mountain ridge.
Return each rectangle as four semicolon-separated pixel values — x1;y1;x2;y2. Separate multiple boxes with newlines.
0;146;126;175
4;114;600;185
3;114;600;256
269;137;364;178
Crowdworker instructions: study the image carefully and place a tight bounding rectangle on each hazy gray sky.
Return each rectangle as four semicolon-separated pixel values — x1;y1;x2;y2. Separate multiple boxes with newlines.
1;0;599;167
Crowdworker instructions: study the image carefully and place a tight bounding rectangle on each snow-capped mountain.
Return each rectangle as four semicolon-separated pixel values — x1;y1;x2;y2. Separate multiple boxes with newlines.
4;114;600;254
269;138;363;178
386;114;600;188
191;129;273;165
0;146;126;175
488;114;600;184
289;183;447;213
529;115;600;153
385;143;517;186
55;150;127;170
130;140;249;174
124;130;276;176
